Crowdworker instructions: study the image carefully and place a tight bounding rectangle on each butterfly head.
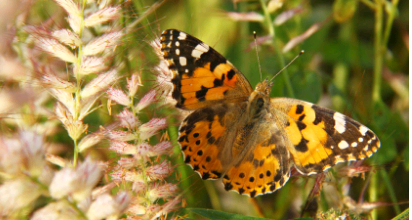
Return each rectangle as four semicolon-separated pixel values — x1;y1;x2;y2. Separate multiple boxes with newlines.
247;79;272;119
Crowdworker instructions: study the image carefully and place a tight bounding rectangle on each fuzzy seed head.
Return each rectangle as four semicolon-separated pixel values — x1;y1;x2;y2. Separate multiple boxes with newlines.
53;0;80;17
37;38;76;63
139;118;167;140
81;69;118;99
84;6;120;27
78;56;106;75
135;89;157;111
107;87;131;106
52;29;81;49
146;160;172;180
82;32;122;56
126;73;142;97
148;183;178;202
116;109;139;129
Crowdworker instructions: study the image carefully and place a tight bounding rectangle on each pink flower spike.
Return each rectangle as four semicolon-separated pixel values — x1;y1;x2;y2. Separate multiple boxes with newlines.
154;60;173;96
107;87;131;106
31;201;80;220
84;6;120;27
37;38;76;63
91;182;117;198
52;29;81;49
117;157;137;168
135;142;152;159
126;73;142;97
78;132;104;152
135;89;157;111
49;158;102;201
86;194;116;220
110;170;143;183
109;141;136;155
67;14;81;34
72;158;103;201
104;129;136;142
80;69;118;99
152;141;173;156
139;118;167;140
148;183;178;202
116;109;139;129
146;160;172;180
50;89;75;116
226;12;264;22
0;178;42;213
53;0;80;18
150;38;162;58
86;191;130;220
82;32;123;56
38;68;76;92
147;196;180;219
49;168;77;199
78;56;106;75
0;131;45;176
115;191;131;214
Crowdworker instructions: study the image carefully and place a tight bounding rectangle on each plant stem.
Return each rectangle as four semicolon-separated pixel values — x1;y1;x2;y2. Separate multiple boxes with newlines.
259;0;295;98
72;0;88;167
382;0;399;51
372;0;383;103
360;0;376;9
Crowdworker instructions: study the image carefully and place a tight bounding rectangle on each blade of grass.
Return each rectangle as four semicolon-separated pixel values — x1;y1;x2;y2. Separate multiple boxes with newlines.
380;169;401;214
259;0;295;98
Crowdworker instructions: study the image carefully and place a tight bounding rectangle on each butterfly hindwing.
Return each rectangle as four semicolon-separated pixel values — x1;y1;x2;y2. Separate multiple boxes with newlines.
271;98;380;175
178;102;244;180
160;29;253;110
223;125;291;197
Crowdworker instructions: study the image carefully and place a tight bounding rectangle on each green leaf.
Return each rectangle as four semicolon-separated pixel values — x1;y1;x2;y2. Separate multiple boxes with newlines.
392;208;409;220
188;208;314;220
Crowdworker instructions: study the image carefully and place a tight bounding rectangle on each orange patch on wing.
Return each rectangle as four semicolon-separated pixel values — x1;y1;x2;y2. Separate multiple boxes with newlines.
205;87;229;100
193;64;214;78
213;63;238;87
180;77;215;93
180;116;226;179
284;118;302;146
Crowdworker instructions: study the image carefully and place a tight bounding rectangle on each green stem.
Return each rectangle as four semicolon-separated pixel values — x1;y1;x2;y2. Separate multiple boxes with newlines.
380;170;401;214
66;198;87;219
360;0;376;9
372;0;383;103
72;0;88;167
382;0;399;47
369;171;378;219
259;0;295;98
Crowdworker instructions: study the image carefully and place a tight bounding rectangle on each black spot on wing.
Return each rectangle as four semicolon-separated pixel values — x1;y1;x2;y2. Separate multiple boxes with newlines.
296;138;309;152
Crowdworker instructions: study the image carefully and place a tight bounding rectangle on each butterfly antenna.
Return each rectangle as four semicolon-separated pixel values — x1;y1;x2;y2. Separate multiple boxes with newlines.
253;31;263;81
270;50;305;82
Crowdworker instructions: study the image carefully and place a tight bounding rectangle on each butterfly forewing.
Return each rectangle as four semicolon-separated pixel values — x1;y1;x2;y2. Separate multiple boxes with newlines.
160;29;253;110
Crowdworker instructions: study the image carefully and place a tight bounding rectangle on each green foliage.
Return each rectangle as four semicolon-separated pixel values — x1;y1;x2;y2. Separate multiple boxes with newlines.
188;208;315;220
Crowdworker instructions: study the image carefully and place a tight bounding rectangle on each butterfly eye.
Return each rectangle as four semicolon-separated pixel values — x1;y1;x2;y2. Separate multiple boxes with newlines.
256;98;264;108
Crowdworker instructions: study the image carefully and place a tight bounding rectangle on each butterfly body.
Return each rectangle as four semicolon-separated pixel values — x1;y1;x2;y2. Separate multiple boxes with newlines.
159;29;380;197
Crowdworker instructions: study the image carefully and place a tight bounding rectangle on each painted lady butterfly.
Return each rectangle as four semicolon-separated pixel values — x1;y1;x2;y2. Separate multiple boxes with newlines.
159;29;380;198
